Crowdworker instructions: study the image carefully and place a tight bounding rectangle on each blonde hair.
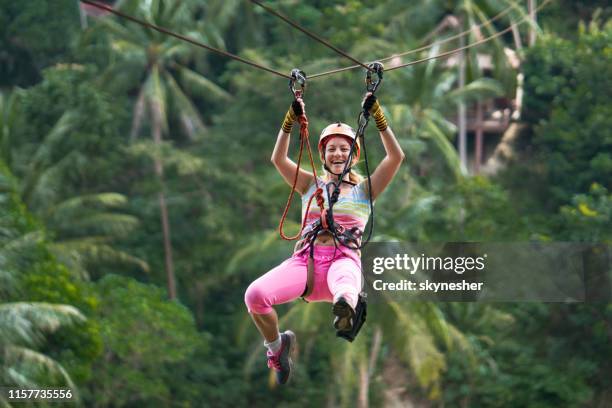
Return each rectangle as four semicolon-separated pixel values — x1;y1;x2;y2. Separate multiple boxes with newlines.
348;169;364;184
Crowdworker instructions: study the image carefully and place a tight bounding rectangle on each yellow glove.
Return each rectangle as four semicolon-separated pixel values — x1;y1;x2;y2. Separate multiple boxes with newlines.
281;99;304;133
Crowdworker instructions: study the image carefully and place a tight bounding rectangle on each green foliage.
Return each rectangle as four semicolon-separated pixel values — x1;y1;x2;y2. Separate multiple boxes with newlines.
425;176;527;241
539;0;611;39
1;0;610;406
441;303;611;408
84;274;208;406
4;67;148;280
14;64;129;189
520;21;612;209
0;163;102;394
557;183;612;242
0;0;80;87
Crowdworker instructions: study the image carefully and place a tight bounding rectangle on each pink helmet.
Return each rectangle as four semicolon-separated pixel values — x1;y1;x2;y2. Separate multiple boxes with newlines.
318;122;360;161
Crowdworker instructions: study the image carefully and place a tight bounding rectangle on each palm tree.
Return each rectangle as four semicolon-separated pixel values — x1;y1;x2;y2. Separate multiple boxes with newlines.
87;0;231;299
1;95;147;280
0;302;85;399
379;0;532;171
0;166;86;404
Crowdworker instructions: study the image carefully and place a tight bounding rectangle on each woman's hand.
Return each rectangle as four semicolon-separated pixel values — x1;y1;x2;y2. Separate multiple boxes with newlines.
273;98;314;194
362;93;387;132
281;98;305;133
292;98;304;117
362;93;404;200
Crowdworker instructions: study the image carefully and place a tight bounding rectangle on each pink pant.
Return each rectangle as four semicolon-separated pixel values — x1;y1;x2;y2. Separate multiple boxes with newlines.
245;245;362;315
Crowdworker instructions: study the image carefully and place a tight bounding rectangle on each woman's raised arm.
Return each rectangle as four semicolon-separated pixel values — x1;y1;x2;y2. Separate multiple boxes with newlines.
271;98;314;194
362;94;405;200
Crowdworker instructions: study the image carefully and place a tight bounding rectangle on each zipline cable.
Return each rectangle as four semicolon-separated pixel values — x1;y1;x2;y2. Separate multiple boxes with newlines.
80;0;551;80
387;0;551;72
307;2;521;79
310;0;550;77
249;0;372;72
79;0;291;79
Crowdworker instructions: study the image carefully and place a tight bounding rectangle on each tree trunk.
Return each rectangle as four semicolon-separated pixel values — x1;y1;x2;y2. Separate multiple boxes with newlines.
152;109;176;300
528;0;537;46
158;187;176;299
475;101;483;174
358;326;383;408
358;360;368;408
457;34;468;174
78;0;88;29
511;24;523;50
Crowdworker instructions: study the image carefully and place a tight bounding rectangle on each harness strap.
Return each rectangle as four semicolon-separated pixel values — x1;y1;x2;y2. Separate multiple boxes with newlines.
298;227;321;300
298;219;363;301
303;257;316;298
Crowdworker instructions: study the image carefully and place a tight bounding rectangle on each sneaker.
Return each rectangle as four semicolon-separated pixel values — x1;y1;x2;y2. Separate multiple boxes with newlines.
332;297;355;331
266;330;296;385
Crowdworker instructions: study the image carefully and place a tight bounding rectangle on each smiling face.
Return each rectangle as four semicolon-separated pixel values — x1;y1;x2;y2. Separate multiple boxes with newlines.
323;135;358;173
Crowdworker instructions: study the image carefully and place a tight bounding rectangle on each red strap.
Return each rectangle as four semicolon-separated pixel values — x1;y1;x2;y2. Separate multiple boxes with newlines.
278;106;327;240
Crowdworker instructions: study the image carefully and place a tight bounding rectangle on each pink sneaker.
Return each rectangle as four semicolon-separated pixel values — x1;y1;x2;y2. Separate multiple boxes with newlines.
266;330;296;385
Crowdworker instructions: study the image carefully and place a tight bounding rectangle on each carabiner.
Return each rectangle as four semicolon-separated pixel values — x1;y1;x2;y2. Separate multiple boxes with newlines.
365;62;384;93
289;68;307;98
356;110;369;133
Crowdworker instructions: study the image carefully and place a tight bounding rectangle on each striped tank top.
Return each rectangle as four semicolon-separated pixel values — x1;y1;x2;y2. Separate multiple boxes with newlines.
301;177;372;233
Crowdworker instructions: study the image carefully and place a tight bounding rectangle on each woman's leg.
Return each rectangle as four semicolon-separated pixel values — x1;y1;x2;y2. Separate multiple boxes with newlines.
244;255;306;385
327;254;362;309
244;255;308;340
327;254;362;330
250;309;280;342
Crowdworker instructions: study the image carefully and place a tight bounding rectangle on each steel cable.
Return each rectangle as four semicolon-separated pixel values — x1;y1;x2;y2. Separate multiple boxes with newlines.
79;0;292;79
249;0;372;72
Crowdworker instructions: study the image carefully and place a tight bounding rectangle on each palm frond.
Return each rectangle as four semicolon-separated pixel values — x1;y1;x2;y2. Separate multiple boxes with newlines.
165;72;206;139
0;163;19;195
178;65;232;102
2;365;36;389
109;38;145;57
0;302;85;347
22;151;87;211
388;302;446;396
97;16;147;45
0;231;44;258
3;345;79;396
446;77;504;105
49;241;150;274
423;117;465;179
19;112;78;203
48;211;138;239
48;193;128;215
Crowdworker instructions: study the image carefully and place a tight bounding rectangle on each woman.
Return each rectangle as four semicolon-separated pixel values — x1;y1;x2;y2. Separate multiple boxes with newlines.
244;93;404;385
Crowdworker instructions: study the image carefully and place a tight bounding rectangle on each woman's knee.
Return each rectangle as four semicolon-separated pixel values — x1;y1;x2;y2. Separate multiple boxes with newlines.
244;282;273;314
